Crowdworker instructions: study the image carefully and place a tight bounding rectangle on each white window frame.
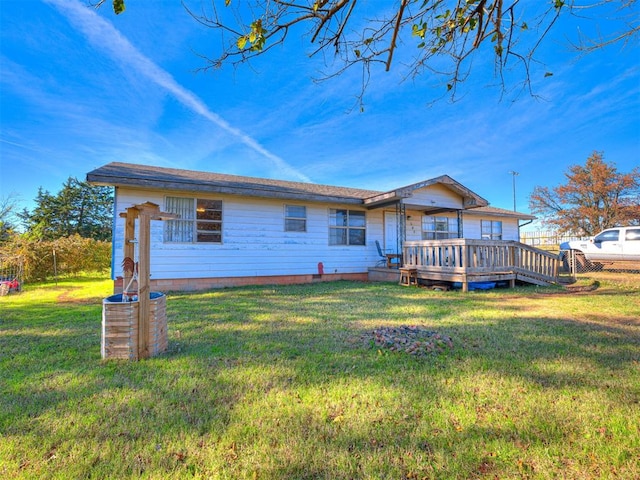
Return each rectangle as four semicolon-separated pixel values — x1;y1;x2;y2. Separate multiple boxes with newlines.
164;197;223;243
284;204;307;232
481;220;503;240
329;209;366;246
422;216;459;240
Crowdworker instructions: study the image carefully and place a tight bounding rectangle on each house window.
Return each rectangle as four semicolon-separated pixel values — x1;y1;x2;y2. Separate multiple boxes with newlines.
422;216;458;240
164;197;222;243
481;220;502;240
329;209;366;245
284;205;306;232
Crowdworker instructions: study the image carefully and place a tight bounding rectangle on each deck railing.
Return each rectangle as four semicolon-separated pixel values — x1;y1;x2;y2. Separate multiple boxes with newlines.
402;239;560;284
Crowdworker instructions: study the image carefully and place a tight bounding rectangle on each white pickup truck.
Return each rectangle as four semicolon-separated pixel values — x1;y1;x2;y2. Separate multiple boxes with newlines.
560;226;640;270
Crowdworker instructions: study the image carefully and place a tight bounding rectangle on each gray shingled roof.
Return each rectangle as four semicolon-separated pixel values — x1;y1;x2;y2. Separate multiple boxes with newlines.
87;162;381;205
470;205;535;220
87;162;533;218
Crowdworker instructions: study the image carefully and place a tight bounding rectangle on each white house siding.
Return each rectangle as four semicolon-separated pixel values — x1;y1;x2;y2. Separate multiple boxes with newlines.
376;209;521;244
113;187;384;282
408;184;463;209
462;212;521;240
395;209;521;242
405;213;424;242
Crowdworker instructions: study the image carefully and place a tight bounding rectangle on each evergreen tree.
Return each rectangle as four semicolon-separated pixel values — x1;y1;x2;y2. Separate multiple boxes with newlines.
19;178;113;241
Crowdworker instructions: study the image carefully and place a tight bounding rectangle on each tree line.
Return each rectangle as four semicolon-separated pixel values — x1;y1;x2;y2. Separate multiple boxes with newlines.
1;177;112;242
0;178;113;282
0;153;638;282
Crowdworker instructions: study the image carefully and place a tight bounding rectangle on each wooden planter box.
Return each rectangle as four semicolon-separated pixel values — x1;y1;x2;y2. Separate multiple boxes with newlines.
101;292;168;360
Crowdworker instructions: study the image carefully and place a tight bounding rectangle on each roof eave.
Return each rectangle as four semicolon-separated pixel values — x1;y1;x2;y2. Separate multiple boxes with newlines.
86;172;364;205
465;207;536;220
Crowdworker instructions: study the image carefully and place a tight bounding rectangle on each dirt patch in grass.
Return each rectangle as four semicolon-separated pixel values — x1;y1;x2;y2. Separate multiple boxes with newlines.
563;280;600;294
361;325;454;357
56;287;97;305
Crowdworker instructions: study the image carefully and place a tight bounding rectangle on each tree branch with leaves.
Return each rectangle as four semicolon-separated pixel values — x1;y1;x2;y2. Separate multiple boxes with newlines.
98;1;638;104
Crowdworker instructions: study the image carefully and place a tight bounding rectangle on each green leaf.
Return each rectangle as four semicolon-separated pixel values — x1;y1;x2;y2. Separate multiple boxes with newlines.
412;23;427;39
112;0;125;15
237;36;248;50
544;72;554;77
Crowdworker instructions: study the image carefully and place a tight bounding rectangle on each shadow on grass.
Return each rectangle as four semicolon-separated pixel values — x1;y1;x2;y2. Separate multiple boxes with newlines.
2;280;639;478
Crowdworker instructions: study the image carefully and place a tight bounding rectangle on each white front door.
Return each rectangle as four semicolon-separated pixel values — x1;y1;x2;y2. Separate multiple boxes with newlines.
384;212;398;253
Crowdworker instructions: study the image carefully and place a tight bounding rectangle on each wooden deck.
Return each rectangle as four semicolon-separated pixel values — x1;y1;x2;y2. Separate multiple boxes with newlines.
402;239;561;291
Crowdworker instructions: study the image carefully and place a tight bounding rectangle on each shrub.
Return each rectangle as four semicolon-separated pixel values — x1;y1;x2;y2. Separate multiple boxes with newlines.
0;235;111;282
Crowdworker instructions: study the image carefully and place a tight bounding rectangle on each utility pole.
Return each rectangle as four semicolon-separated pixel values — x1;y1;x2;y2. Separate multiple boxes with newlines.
508;171;519;211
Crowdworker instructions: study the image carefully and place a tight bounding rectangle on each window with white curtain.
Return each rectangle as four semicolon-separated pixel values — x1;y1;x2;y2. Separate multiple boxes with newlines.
164;197;222;243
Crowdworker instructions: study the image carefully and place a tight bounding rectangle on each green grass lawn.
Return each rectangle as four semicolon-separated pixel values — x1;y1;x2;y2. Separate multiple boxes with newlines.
1;276;639;479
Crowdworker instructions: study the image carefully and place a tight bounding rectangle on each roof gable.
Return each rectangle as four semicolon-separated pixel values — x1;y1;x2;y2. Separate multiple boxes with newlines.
363;175;488;209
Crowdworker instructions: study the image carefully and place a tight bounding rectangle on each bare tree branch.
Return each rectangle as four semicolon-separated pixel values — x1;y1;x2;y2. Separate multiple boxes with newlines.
103;1;639;103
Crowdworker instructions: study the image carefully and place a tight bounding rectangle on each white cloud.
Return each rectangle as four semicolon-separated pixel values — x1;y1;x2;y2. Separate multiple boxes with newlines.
44;0;311;183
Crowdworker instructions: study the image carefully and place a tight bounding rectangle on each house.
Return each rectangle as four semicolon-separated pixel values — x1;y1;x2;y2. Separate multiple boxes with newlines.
87;162;535;291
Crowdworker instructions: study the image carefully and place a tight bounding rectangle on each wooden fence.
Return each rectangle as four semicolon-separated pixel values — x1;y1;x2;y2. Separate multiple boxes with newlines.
520;230;587;247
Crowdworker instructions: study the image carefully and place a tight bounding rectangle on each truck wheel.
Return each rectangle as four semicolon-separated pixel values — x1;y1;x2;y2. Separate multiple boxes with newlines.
576;253;588;272
568;251;589;273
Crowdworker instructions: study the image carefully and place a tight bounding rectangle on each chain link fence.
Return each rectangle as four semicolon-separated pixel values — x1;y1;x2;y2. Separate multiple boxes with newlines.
559;249;640;277
522;230;640;281
0;255;24;295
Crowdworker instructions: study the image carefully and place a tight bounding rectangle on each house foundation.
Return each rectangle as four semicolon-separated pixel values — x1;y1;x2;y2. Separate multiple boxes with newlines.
114;272;369;293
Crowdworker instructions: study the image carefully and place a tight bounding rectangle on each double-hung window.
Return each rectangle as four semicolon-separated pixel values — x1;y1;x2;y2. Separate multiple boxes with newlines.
164;197;222;243
481;220;502;240
329;209;366;246
284;205;306;232
422;216;458;240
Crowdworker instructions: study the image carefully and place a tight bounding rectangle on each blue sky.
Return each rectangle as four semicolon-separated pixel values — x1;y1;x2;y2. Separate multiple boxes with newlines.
1;0;639;228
